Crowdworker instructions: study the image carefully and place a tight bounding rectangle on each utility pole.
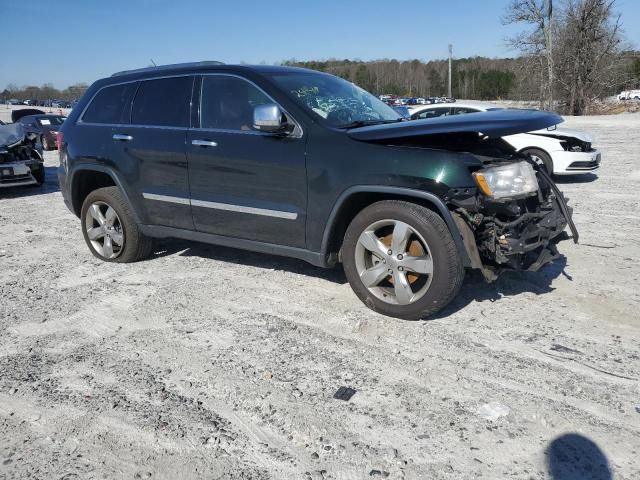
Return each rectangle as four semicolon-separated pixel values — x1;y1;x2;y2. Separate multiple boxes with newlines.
448;44;453;98
544;0;553;111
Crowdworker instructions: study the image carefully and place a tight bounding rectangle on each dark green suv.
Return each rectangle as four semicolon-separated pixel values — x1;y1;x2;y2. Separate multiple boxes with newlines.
58;62;576;319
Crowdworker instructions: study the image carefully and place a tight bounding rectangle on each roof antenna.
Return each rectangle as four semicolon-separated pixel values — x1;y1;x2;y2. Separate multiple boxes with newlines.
149;59;157;67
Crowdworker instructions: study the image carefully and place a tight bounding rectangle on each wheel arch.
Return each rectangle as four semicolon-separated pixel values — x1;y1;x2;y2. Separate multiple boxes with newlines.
321;186;471;267
519;146;554;172
70;166;140;223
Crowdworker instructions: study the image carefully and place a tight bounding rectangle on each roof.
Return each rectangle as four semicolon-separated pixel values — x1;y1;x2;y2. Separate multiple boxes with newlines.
110;62;315;79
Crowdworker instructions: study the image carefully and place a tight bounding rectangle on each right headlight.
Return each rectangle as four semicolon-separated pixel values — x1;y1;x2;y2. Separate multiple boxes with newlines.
472;161;539;199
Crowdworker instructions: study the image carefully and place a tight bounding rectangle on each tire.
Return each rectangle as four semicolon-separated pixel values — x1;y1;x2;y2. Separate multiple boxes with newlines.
81;186;153;263
31;164;45;186
522;148;553;175
342;200;465;320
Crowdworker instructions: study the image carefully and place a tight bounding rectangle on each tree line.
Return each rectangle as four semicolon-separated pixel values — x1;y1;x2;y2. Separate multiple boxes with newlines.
1;83;89;102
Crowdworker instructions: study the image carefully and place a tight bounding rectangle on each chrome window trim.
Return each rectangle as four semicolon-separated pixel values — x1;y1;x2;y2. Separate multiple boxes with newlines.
78;122;188;131
142;192;298;220
199;73;303;138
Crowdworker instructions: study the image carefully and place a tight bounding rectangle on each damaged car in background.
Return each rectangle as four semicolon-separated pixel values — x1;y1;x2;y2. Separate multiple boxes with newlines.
0;121;45;188
409;102;601;175
58;64;578;319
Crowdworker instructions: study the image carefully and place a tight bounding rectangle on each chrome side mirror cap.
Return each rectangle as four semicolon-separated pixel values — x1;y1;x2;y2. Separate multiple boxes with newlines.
253;104;291;133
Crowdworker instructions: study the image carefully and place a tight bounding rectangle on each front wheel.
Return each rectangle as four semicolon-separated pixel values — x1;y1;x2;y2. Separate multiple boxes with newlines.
81;186;153;263
522;148;553;175
342;200;465;320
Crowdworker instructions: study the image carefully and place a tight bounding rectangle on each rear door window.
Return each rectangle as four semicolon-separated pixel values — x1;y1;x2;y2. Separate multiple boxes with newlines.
131;76;193;128
82;83;137;124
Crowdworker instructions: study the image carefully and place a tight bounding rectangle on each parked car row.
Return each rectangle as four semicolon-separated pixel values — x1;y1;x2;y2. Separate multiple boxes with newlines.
407;102;601;176
379;94;456;107
617;90;640;101
2;99;77;108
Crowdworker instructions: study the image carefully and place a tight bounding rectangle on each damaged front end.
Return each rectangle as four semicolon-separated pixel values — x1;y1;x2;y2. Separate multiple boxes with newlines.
0;123;45;188
448;157;577;281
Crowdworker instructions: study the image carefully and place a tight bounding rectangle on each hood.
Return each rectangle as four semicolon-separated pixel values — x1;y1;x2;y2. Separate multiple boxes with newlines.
11;108;45;123
529;126;593;143
347;109;563;142
0;123;26;149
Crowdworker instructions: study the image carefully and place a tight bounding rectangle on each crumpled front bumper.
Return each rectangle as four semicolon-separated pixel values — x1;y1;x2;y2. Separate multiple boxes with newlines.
0;161;40;188
455;168;578;280
492;203;570;272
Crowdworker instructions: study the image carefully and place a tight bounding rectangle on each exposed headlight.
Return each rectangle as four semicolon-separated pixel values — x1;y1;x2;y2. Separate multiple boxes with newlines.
472;161;539;199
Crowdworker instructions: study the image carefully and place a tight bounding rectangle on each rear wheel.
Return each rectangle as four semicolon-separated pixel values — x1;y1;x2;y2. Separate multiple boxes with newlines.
522;148;553;175
81;187;152;263
342;200;464;320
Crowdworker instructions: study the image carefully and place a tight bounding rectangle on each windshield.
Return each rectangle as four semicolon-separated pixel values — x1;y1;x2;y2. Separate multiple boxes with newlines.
268;71;402;127
37;116;66;126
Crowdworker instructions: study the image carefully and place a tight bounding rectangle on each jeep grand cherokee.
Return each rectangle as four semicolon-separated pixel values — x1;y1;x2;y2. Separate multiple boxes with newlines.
58;62;577;320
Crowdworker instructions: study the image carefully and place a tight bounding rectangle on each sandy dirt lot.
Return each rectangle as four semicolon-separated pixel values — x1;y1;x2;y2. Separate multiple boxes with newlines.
1;107;639;479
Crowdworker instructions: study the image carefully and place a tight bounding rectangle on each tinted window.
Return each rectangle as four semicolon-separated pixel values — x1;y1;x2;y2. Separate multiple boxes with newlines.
200;76;270;131
453;107;481;115
132;77;192;127
82;83;137;124
412;107;451;120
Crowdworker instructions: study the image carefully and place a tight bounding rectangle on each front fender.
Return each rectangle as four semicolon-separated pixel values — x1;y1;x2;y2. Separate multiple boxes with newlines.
321;185;471;267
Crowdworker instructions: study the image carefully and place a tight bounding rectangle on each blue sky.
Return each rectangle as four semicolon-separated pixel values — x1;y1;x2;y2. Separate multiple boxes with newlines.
1;0;639;89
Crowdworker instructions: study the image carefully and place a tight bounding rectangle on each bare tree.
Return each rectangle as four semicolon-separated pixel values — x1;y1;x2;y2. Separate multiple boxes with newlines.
503;0;555;110
555;0;622;114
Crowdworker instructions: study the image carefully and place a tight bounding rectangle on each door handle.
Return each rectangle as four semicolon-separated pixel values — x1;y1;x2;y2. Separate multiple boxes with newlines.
192;139;218;147
113;134;133;141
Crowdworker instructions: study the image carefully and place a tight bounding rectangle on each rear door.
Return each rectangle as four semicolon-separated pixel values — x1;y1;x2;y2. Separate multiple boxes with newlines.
186;74;307;247
120;76;194;230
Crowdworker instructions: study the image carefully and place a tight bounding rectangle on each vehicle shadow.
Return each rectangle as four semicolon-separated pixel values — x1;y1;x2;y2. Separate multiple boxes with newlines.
427;255;569;320
150;238;570;313
545;433;612;480
150;238;348;284
0;166;59;198
553;173;598;184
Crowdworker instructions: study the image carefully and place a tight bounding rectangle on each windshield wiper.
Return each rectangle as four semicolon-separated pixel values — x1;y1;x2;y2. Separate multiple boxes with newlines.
336;118;405;129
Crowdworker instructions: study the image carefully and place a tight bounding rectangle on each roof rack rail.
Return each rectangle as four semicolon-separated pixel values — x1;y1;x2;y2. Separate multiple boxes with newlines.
111;61;225;77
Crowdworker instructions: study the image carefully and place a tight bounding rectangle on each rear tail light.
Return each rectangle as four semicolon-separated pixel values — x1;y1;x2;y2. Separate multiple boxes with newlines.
56;131;64;150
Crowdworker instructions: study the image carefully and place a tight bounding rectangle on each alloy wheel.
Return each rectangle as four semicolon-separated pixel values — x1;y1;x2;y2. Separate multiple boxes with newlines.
84;201;125;259
354;219;434;305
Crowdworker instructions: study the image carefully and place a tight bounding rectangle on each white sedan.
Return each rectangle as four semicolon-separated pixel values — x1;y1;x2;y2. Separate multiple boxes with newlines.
408;102;601;176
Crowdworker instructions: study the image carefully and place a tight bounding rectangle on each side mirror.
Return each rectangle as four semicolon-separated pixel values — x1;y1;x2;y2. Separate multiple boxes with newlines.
253;104;291;134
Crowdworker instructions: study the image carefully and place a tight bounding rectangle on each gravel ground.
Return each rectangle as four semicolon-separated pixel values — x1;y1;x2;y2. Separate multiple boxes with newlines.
1;108;639;479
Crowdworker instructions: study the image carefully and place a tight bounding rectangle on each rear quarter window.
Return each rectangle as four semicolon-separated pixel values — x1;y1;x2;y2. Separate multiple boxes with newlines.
82;83;137;124
131;76;192;127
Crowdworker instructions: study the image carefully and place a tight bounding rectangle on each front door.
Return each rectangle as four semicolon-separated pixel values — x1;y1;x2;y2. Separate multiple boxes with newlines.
186;74;307;248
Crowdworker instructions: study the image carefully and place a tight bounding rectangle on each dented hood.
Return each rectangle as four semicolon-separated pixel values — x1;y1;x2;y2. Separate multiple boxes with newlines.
0;123;26;149
347;109;563;141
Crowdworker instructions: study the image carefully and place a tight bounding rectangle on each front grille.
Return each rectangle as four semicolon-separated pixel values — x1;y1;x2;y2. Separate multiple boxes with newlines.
567;154;600;170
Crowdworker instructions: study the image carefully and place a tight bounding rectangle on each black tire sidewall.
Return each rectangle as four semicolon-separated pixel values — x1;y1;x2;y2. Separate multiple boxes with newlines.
343;201;463;320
